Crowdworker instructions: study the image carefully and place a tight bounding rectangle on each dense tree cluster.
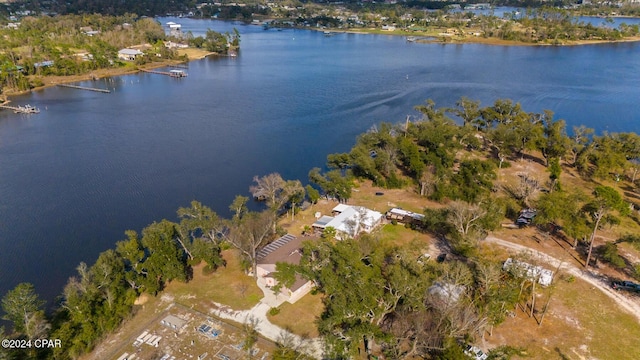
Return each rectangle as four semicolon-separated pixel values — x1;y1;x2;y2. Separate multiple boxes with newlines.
274;236;524;358
310;97;638;263
49;0;194;17
317;97;640;193
0;201;228;359
0;171;310;359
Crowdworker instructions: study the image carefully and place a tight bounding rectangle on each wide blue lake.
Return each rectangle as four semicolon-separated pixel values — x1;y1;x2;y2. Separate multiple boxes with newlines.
1;17;639;304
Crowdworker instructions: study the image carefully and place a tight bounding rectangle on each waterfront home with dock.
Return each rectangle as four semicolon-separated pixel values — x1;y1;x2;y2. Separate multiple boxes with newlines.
118;48;144;61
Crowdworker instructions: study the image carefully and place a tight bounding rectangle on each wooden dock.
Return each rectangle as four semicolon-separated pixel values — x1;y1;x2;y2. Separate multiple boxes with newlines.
0;103;40;114
57;84;111;93
139;68;187;78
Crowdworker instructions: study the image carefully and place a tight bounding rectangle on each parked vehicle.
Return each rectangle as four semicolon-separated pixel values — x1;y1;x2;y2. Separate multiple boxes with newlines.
611;280;640;292
464;345;488;360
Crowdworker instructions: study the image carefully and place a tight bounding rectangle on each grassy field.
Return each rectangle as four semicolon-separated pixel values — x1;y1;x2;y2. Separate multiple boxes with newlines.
488;273;640;360
166;250;262;311
267;292;324;338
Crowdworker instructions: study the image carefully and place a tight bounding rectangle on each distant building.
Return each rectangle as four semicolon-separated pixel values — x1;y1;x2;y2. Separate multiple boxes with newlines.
34;60;54;68
165;41;189;49
118;48;144;61
160;314;188;331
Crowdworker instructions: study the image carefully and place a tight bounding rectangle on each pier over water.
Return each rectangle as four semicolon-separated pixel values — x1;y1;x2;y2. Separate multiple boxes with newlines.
56;84;111;93
0;103;40;114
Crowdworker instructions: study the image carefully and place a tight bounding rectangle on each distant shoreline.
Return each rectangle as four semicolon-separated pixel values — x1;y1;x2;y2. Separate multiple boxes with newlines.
7;24;640;98
6;48;216;97
314;27;640;47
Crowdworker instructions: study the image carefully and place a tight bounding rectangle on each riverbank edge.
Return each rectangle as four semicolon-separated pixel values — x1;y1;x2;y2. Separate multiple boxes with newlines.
5;23;640;99
3;48;218;98
314;27;640;47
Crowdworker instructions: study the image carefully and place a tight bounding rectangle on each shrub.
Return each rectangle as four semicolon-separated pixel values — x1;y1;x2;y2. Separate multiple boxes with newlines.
269;307;280;316
600;242;625;269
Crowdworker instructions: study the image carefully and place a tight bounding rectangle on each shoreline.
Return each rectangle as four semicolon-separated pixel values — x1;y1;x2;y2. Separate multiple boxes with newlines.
6;24;640;97
5;48;217;97
315;27;640;47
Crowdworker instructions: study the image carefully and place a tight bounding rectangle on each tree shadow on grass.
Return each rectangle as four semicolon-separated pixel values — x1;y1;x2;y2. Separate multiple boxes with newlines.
555;347;571;360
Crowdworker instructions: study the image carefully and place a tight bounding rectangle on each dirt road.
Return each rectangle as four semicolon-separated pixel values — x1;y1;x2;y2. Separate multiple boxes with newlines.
485;235;640;323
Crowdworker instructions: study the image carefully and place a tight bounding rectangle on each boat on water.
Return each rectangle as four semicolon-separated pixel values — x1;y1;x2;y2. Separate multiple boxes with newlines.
406;36;417;42
168;69;188;78
14;104;40;114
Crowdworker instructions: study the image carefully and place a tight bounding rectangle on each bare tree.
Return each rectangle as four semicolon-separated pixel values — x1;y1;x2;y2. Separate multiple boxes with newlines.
250;173;286;207
226;210;274;277
283;180;305;221
504;172;541;207
418;164;437;197
447;200;486;236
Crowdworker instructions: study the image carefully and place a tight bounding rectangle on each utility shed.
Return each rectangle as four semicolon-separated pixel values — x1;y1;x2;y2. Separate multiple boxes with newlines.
160;315;187;331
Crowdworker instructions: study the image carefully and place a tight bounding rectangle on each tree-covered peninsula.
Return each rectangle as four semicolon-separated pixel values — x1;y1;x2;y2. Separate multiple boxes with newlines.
0;14;239;95
2;97;640;360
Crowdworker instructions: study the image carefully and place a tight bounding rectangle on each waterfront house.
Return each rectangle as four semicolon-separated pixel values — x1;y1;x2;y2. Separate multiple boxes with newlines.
118;48;144;61
312;204;383;239
255;234;315;304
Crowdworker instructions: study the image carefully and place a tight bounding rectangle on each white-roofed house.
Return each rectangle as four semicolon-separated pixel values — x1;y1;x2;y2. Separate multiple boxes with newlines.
118;48;144;61
312;204;383;240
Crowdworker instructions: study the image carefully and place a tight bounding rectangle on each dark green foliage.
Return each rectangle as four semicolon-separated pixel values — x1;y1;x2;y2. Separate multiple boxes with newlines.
139;220;188;294
305;184;321;204
52;249;137;357
1;283;46;335
548;157;562;191
600;242;625;269
435;159;496;203
487;345;528;360
618;234;640;251
52;0;192;16
308;168;353;202
421;207;451;235
269;307;280;316
203;29;230;53
191;238;225;270
436;340;467;360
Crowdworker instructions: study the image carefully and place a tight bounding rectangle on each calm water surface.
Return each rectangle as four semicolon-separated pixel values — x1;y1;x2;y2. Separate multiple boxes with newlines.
1;17;639;304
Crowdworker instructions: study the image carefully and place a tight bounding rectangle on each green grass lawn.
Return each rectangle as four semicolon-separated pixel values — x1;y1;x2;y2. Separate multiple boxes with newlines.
377;223;433;249
267;292;324;338
166;250;262;311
